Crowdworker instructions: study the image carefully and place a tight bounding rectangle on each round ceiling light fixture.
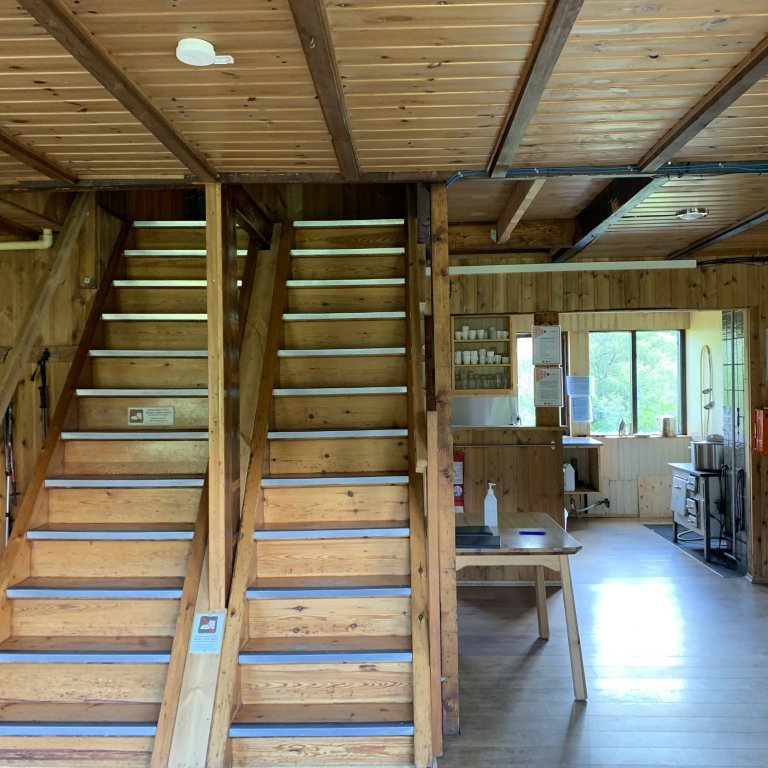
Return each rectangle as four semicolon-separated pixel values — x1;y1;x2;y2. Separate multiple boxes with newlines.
176;38;234;67
675;207;710;221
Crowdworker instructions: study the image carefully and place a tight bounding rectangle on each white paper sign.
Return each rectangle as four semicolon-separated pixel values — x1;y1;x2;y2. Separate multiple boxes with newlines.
534;366;563;407
127;406;175;426
570;395;593;422
532;325;561;365
189;612;226;654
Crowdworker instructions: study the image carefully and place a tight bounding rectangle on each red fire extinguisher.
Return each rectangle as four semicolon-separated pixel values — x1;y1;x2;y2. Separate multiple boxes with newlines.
453;450;465;515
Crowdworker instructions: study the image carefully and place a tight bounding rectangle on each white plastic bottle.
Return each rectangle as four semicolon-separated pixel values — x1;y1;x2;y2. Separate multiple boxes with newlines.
484;482;498;535
563;462;576;492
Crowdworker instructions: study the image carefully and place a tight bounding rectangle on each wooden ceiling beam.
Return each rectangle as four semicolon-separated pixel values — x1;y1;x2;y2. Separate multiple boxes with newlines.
495;179;546;244
552;176;669;263
640;35;768;172
0;197;62;231
287;0;360;181
0;215;37;239
234;187;273;248
17;0;217;182
0;126;76;184
668;207;768;261
487;0;585;178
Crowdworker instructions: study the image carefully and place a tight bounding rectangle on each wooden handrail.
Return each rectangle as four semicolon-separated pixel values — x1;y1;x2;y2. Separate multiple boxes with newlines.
0;217;130;639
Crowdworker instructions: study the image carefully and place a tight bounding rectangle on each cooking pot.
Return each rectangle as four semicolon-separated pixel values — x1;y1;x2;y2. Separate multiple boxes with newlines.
690;440;724;471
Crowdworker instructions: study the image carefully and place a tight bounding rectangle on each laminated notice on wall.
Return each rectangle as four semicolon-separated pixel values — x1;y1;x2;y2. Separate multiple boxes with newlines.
189;612;226;654
532;325;561;365
534;366;563;407
127;406;174;426
570;395;594;423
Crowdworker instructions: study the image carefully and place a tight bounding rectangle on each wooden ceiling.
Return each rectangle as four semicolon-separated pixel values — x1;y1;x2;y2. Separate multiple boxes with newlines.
1;0;767;262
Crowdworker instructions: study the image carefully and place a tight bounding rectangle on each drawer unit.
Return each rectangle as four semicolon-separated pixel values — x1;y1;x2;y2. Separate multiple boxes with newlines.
669;463;722;562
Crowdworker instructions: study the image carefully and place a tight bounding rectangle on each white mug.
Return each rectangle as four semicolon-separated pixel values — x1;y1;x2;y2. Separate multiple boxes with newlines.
477;329;486;339
454;331;462;340
462;351;471;364
455;351;462;364
468;329;477;340
489;327;497;339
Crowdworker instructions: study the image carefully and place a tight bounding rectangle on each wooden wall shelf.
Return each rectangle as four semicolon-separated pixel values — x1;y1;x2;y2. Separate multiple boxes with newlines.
451;314;515;394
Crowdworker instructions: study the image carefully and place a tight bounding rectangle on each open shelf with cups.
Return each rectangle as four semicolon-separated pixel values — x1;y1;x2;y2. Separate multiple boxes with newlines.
452;314;514;394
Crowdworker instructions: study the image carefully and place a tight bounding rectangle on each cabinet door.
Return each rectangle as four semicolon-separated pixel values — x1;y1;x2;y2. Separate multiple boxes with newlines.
670;473;687;517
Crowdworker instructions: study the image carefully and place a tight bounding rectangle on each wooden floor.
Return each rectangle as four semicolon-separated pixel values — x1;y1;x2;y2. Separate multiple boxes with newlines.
438;518;768;768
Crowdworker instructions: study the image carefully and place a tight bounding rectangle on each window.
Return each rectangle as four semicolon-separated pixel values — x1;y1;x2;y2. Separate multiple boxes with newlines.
589;330;682;434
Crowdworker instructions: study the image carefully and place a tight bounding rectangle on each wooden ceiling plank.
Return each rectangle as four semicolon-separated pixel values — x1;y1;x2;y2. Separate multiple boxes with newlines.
639;34;768;172
487;0;585;178
287;0;360;181
668;206;768;260
0;126;76;183
495;179;546;243
16;0;217;182
552;176;669;263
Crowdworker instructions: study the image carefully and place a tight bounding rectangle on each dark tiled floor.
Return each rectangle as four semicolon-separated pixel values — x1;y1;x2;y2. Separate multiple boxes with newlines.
438;518;768;767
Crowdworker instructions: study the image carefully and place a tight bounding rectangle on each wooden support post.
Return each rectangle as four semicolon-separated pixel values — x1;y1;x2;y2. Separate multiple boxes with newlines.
206;183;240;609
430;183;460;734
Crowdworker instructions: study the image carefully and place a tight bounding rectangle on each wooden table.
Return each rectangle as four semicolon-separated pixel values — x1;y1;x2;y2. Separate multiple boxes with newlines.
455;512;587;700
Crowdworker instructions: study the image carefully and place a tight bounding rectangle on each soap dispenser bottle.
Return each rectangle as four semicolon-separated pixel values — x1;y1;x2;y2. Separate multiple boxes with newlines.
484;482;498;535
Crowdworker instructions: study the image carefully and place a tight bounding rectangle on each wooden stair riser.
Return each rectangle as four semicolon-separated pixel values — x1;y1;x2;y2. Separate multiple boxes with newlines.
122;257;246;281
287;285;404;313
273;394;407;431
284;319;405;350
132;227;248;250
78;397;208;431
251;539;410;580
113;287;207;314
293;225;405;250
248;597;411;639
291;255;404;281
47;487;201;525
239;662;413;705
262;485;408;526
0;736;154;767
11;599;179;637
0;664;166;704
91;357;208;389
269;436;408;475
29;541;191;579
62;439;208;475
278;355;406;388
102;320;207;350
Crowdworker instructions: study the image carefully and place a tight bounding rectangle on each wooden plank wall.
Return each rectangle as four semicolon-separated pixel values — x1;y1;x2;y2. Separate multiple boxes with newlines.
0;194;122;526
448;263;768;582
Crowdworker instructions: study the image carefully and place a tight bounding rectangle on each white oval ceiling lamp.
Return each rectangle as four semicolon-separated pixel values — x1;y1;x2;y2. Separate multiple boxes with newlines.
675;207;710;221
176;38;234;67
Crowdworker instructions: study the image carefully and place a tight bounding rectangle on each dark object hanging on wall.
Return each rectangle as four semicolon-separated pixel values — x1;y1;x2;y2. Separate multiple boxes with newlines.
31;347;51;440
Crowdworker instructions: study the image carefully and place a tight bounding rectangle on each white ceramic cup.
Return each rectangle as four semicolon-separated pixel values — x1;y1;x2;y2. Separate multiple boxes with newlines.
462;351;471;364
489;327;497;339
470;351;479;364
468;329;477;339
455;351;462;364
454;331;462;340
477;329;486;339
502;356;510;364
461;325;470;339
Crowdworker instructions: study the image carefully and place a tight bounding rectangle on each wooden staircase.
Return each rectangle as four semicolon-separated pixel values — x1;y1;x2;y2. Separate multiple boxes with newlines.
0;220;220;766
225;218;430;767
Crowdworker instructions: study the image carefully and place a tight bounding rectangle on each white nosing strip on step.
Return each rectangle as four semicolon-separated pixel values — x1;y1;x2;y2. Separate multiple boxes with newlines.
253;527;409;540
261;475;407;487
294;219;405;228
0;650;171;663
290;247;405;256
286;278;404;287
6;587;183;599
28;530;194;541
0;724;158;737
238;650;413;664
89;349;208;358
278;347;405;358
247;585;411;599
76;388;207;397
44;478;204;488
283;311;405;321
229;722;414;738
61;431;207;441
273;386;406;396
124;249;248;256
268;429;407;440
113;279;207;288
133;220;206;228
101;313;207;321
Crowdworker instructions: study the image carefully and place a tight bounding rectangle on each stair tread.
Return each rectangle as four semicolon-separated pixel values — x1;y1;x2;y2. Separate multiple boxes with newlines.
273;386;406;396
8;576;184;597
61;430;207;440
232;702;413;726
0;702;161;724
249;575;410;592
278;348;405;357
242;637;411;655
30;523;194;533
257;521;408;532
76;388;207;396
268;428;407;439
283;311;405;320
89;349;208;357
0;636;172;653
28;523;195;541
262;474;408;487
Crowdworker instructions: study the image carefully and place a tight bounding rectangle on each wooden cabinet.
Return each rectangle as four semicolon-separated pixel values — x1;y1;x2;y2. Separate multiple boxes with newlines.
451;314;514;394
562;437;602;492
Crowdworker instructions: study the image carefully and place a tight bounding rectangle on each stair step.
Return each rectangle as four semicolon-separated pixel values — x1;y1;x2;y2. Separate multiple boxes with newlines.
247;576;411;599
294;219;405;228
133;221;206;227
253;524;409;540
283;311;405;321
278;347;405;358
7;577;184;599
101;313;207;321
61;431;207;440
290;248;405;256
44;476;204;488
28;524;195;541
261;475;408;487
229;721;413;738
89;349;207;358
268;429;407;440
113;279;207;287
287;278;404;288
0;639;171;662
0;702;161;723
242;637;412;654
239;649;412;664
273;386;406;396
124;249;248;257
76;388;207;396
0;722;157;736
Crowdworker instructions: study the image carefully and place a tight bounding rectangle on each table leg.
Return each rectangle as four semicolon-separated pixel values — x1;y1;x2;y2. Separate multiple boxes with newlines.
559;554;587;701
534;565;549;639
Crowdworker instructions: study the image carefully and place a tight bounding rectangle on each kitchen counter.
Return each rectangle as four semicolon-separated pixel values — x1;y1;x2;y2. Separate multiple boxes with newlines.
669;461;720;477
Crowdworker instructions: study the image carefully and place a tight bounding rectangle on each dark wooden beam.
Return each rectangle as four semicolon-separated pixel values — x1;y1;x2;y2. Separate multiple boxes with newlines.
487;0;585;178
668;207;768;260
17;0;217;182
0;126;76;184
0;215;37;239
0;196;62;231
640;35;768;172
233;187;273;248
495;179;546;243
287;0;360;181
552;176;668;262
